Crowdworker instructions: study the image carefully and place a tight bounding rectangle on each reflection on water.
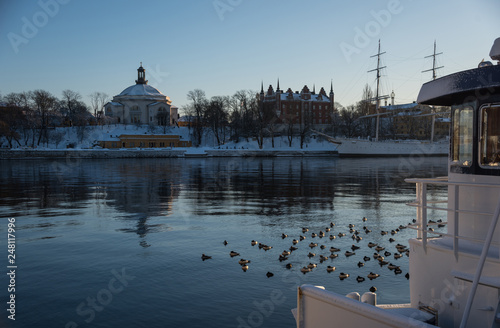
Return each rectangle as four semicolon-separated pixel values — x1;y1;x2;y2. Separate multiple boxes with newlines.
0;156;447;328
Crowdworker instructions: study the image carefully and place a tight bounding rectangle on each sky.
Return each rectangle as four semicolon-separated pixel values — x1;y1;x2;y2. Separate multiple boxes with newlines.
1;0;499;114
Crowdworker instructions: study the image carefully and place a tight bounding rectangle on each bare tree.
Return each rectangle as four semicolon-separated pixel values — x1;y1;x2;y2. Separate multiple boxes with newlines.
31;90;57;146
205;96;228;146
357;84;374;138
186;89;207;146
339;106;359;138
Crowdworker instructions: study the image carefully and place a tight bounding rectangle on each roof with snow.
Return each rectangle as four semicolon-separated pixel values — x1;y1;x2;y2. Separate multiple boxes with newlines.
279;93;331;102
117;84;166;99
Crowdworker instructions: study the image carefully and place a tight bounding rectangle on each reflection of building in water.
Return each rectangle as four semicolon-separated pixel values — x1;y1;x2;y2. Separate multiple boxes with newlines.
103;160;183;216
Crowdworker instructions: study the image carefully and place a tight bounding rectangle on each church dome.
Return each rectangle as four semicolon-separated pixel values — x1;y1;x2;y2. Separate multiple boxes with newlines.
117;84;166;99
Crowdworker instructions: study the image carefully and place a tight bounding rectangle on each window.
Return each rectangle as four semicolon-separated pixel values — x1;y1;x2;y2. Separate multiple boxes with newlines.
480;104;500;167
451;104;474;167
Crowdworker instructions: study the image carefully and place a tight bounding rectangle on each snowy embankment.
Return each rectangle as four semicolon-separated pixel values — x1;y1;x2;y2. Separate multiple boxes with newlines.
0;124;338;158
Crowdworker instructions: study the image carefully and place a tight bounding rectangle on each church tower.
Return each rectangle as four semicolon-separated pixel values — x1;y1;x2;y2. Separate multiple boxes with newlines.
329;80;335;110
135;62;148;85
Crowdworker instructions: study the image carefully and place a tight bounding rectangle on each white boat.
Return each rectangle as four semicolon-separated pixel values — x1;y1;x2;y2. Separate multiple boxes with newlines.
330;137;448;157
294;38;500;327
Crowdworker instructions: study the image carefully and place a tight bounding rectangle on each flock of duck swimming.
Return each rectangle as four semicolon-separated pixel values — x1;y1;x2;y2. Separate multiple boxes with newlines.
202;216;424;290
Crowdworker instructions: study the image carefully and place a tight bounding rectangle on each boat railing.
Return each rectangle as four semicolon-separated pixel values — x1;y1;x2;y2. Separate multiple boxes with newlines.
405;176;500;328
404;176;500;258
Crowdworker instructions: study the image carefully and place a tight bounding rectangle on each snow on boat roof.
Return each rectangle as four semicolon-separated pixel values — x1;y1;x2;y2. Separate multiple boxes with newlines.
417;64;500;106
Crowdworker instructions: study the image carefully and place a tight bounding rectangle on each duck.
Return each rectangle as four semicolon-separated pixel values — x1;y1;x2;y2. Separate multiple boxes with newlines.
278;255;288;262
405;250;410;256
365;229;372;233
329;253;338;259
379;260;389;266
394;268;403;275
309;242;318;248
289;246;298;252
389;238;396;243
338;233;345;237
387;263;399;270
355;235;362;241
373;252;380;259
363;256;371;262
356;276;365;282
307;263;317;269
308;252;316;258
375;246;385;251
351;244;360;250
301;266;311;273
405;272;410;280
325;227;331;232
266;272;274;278
339;272;350;279
302;227;309;233
282;250;291;256
357;261;365;268
362;217;367;222
394;253;403;259
329;235;336;240
223;240;228;246
238;259;250;265
391;230;397;235
377;256;385;262
349;224;355;228
381;231;388;235
311;233;317;238
319;255;329;262
368;242;378;248
299;235;306;241
326;266;336;272
251;240;258;246
330;222;335;228
369;286;377;293
318;231;325;238
330;247;341;252
258;243;265;249
241;265;248;272
320;245;326;250
281;233;288;239
201;254;212;261
384;251;392;257
286;263;292;269
292;239;299;245
345;251;356;257
262;246;272;251
367;272;380;280
229;251;240;257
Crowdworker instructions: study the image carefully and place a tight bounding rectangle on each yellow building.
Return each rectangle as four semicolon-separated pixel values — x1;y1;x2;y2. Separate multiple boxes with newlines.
99;134;191;149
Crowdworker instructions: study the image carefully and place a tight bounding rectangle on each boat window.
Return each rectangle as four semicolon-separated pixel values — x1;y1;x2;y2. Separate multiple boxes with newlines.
451;104;474;167
480;104;500;167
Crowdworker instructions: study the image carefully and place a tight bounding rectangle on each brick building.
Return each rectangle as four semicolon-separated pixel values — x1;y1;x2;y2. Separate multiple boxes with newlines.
259;81;336;131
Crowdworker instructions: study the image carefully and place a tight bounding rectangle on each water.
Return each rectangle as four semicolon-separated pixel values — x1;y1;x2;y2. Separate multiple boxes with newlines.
0;156;448;328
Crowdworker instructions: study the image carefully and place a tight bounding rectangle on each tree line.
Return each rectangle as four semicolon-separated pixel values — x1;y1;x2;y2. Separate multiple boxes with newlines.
0;90;108;148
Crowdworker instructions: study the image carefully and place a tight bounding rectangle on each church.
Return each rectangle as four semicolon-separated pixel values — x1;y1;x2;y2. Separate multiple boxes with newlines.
104;64;178;126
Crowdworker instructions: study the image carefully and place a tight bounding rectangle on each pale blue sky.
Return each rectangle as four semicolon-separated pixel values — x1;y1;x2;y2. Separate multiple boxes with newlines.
1;0;499;113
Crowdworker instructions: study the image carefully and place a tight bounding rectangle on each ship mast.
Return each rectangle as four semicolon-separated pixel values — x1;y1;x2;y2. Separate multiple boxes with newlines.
368;40;389;141
422;40;443;142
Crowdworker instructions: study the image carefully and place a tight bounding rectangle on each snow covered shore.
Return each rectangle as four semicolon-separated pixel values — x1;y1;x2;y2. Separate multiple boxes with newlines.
0;148;338;159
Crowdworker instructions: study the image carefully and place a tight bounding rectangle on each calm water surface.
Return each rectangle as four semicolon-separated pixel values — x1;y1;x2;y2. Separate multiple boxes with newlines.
0;156;448;328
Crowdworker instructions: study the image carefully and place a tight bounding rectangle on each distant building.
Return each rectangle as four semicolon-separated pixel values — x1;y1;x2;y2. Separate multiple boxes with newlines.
104;64;179;126
259;81;336;130
99;134;191;149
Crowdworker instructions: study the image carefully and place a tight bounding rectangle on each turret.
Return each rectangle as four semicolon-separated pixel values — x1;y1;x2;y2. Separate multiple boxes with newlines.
135;62;148;85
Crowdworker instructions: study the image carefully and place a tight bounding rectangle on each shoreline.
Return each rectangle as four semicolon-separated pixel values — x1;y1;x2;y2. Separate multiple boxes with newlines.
0;148;339;159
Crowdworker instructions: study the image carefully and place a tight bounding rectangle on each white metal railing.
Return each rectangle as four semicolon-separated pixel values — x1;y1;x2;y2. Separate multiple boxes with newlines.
404;176;500;258
405;176;500;328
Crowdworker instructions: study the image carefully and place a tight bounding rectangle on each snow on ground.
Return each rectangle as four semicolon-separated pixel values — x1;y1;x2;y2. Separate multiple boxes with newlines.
1;124;337;152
